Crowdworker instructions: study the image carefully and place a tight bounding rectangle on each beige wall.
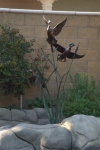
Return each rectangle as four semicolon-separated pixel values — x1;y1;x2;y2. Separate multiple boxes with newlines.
0;12;100;108
53;0;100;12
0;0;100;12
0;0;41;9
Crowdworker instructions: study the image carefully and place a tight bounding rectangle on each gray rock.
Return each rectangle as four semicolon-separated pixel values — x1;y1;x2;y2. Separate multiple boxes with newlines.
1;114;100;150
81;137;100;150
11;109;26;121
0;108;11;121
24;110;37;123
0;120;10;127
37;119;50;125
0;128;34;150
0;108;51;128
61;114;100;150
12;123;71;150
10;121;31;127
33;108;48;119
0;125;11;131
0;119;31;128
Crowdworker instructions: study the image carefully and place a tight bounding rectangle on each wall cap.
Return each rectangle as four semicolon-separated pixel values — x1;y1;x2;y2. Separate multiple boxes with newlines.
0;8;100;16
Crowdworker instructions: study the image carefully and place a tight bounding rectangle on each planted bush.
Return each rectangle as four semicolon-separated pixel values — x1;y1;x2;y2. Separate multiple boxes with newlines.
25;97;44;109
0;24;34;96
0;24;48;109
64;73;100;117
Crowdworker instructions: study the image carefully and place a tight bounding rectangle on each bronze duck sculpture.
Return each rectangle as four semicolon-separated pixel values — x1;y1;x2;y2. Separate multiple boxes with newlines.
43;16;67;52
53;43;85;61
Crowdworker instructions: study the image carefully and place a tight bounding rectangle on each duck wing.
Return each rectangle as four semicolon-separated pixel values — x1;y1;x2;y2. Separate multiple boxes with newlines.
53;43;65;53
67;52;85;59
43;16;49;25
52;17;67;36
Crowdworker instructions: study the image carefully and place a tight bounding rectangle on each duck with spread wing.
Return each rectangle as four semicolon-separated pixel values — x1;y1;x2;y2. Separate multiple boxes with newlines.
53;43;85;62
43;16;67;52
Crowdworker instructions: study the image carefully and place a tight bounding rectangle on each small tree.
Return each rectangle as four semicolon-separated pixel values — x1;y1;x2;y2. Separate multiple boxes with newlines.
0;24;35;109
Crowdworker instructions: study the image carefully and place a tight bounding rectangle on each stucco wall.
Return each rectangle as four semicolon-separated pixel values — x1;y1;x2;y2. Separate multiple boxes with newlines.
0;12;100;108
0;0;41;10
53;0;100;12
0;0;100;12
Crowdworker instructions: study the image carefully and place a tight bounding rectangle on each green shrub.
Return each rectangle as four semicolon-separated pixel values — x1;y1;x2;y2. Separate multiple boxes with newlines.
0;24;49;109
25;97;52;109
0;24;34;97
64;73;100;117
3;103;17;110
25;97;44;109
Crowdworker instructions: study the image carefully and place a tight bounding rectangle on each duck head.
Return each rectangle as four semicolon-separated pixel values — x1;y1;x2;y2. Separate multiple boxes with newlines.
69;43;75;48
48;20;51;25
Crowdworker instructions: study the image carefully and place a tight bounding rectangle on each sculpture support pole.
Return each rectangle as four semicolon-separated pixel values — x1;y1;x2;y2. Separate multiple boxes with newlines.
37;0;57;10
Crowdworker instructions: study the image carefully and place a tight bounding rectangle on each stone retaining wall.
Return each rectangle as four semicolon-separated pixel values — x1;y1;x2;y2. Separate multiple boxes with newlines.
0;108;50;127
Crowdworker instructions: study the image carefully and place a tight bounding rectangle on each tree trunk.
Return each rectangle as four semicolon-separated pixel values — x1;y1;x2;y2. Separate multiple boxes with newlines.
19;95;23;110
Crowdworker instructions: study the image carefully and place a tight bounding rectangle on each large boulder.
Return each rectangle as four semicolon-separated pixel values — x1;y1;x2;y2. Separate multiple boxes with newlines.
12;123;71;150
61;114;100;150
0;126;34;150
1;114;100;150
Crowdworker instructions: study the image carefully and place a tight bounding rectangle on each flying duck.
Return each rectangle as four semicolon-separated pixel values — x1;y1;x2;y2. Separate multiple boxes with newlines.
53;43;85;61
43;16;67;52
